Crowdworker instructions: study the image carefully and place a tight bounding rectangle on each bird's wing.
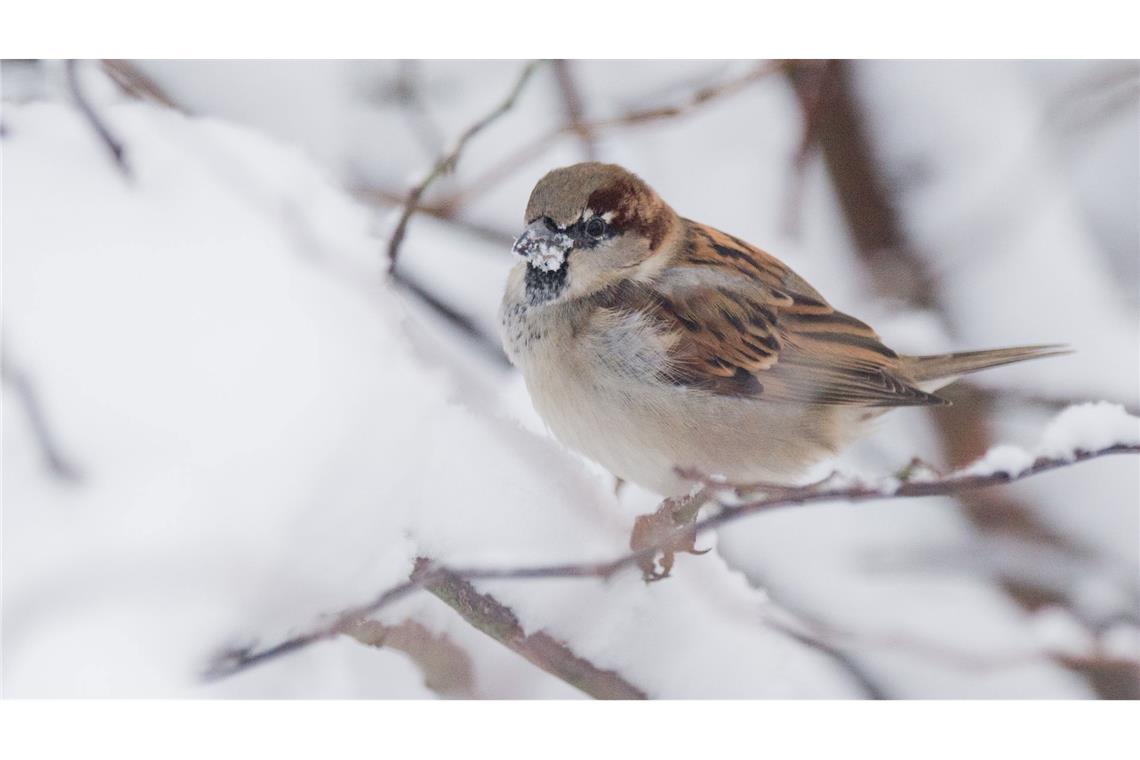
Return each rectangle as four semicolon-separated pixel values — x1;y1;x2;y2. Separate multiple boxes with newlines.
596;220;946;407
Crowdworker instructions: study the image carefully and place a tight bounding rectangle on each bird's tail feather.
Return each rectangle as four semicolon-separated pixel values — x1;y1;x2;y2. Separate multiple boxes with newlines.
903;344;1070;387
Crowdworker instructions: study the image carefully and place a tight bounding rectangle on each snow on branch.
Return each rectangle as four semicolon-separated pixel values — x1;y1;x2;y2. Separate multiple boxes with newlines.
204;404;1139;689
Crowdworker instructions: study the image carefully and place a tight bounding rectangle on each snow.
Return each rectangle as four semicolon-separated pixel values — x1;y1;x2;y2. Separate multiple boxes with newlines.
1029;606;1097;659
1099;623;1140;660
2;93;858;698
3;60;1136;699
956;445;1039;479
3;100;433;696
513;228;571;272
1037;402;1140;459
957;404;1138;479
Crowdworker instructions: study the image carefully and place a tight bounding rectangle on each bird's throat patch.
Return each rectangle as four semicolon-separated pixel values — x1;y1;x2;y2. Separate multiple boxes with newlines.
525;259;569;304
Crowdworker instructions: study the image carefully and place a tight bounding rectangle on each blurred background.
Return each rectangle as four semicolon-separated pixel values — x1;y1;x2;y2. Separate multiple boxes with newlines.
2;59;1138;699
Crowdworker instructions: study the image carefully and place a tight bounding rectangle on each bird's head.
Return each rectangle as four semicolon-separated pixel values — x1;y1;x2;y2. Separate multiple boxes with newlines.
512;162;677;305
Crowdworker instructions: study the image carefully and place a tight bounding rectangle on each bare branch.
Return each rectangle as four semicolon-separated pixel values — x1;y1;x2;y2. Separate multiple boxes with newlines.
784;60;1139;698
385;60;544;272
412;560;646;699
1;353;84;483
552;59;596;160
389;269;511;369
203;441;1138;683
435;61;788;212
101;60;186;113
763;604;1140;679
65;59;131;178
351;185;514;250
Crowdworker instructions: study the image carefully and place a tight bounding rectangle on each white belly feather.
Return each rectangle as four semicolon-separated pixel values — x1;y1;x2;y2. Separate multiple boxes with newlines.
500;274;850;496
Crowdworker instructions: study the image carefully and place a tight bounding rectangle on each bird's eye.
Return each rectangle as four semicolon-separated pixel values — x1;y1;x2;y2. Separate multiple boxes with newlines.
585;217;607;239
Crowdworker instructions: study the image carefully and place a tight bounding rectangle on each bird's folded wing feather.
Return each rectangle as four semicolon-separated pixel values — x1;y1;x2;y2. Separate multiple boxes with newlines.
596;221;945;407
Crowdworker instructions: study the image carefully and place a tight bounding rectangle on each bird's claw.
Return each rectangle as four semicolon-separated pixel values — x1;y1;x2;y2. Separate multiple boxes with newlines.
630;496;709;582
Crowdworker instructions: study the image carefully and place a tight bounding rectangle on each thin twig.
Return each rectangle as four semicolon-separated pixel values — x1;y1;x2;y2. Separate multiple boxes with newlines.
204;441;1139;681
389;269;511;368
101;59;186;113
763;605;1140;677
435;61;788;213
552;59;596;160
786;60;1139;698
386;60;544;272
351;185;514;249
1;354;84;483
65;59;131;178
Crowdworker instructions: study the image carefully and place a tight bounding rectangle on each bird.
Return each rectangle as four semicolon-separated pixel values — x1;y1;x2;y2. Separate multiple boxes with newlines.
500;162;1064;576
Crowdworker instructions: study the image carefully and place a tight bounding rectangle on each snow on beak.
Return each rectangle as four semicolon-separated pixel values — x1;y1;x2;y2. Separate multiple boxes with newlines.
512;220;573;272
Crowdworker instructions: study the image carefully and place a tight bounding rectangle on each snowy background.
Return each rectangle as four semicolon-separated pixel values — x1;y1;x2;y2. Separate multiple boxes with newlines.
2;59;1138;699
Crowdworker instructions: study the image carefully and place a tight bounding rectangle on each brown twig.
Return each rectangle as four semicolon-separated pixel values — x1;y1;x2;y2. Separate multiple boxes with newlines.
203;442;1139;683
785;60;1139;698
101;59;186;113
351;185;514;250
435;61;788;213
65;59;131;178
781;59;832;235
413;559;646;699
552;59;596;160
385;60;544;272
585;60;788;130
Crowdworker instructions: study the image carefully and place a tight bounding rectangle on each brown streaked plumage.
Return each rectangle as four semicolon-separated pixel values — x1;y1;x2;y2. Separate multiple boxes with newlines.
500;162;1066;497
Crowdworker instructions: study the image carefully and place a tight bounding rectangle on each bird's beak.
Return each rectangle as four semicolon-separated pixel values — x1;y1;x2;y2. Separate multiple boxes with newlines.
512;220;573;272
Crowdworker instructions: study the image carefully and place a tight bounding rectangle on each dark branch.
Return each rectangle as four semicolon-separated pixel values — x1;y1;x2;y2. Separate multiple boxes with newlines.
1;353;84;483
203;442;1139;682
65;59;132;178
101;60;186;113
389;269;510;369
413;560;646;699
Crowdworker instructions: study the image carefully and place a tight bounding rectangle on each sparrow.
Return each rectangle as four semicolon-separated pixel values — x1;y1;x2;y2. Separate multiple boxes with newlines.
500;163;1062;573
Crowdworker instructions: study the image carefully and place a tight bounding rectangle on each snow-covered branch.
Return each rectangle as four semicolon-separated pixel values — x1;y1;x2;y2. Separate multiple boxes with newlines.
205;404;1139;686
